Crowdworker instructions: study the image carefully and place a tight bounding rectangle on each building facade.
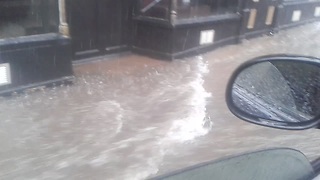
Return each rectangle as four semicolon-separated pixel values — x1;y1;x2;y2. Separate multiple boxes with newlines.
132;0;320;59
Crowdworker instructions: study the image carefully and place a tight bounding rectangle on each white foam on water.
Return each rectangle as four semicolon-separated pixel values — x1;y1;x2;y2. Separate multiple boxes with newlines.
167;60;213;142
90;100;124;137
112;59;213;180
0;57;213;180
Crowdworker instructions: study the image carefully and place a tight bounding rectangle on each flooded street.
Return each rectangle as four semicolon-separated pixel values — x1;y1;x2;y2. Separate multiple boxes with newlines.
1;23;320;179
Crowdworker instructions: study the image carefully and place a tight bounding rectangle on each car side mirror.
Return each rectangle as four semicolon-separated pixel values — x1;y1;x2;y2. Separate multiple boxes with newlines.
226;55;320;130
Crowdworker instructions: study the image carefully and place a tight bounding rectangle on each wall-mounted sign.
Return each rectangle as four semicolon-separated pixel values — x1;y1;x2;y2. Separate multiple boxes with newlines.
200;30;215;45
292;10;301;22
0;63;11;86
315;7;320;17
247;9;257;29
265;6;275;25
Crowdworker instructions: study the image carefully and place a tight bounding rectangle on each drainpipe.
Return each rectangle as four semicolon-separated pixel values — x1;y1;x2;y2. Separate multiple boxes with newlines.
273;0;284;34
170;0;178;24
58;0;70;37
238;0;250;43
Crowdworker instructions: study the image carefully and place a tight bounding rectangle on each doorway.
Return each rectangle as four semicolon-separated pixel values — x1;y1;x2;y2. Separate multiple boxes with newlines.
66;0;132;60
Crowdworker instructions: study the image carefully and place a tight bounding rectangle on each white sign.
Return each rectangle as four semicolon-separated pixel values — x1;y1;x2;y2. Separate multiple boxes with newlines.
315;7;320;17
292;10;301;22
200;30;215;45
0;63;11;86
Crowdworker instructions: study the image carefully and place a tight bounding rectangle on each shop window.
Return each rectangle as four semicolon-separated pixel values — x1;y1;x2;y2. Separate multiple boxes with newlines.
139;0;238;21
0;0;58;39
140;0;171;20
175;0;238;19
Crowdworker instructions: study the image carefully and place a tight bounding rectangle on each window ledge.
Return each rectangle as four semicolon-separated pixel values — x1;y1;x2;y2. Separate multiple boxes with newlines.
283;0;320;6
0;33;69;51
0;33;63;45
173;13;241;27
134;13;241;28
133;16;172;28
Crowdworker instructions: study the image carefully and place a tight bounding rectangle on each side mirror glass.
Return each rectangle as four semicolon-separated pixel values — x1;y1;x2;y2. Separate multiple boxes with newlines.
226;55;320;130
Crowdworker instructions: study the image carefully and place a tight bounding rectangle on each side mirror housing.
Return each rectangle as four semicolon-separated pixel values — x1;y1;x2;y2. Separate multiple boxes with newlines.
226;55;320;130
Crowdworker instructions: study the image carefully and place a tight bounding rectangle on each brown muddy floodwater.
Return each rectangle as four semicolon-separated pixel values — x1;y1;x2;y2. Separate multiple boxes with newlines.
0;23;320;180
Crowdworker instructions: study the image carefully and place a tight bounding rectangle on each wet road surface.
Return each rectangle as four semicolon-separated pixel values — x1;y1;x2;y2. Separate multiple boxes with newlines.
1;23;320;179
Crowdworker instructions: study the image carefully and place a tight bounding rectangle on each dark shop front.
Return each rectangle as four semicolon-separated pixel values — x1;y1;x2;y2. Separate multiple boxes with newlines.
0;0;320;95
0;0;73;95
66;0;320;60
132;0;320;59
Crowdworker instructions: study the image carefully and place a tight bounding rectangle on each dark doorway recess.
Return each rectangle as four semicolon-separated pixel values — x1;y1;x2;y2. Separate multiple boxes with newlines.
66;0;133;60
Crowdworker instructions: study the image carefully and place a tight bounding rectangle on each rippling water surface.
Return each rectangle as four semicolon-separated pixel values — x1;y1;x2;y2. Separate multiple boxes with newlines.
1;23;320;179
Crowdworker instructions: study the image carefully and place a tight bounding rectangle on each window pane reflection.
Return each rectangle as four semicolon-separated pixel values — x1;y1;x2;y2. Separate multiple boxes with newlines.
176;0;238;19
0;0;58;39
140;0;171;20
